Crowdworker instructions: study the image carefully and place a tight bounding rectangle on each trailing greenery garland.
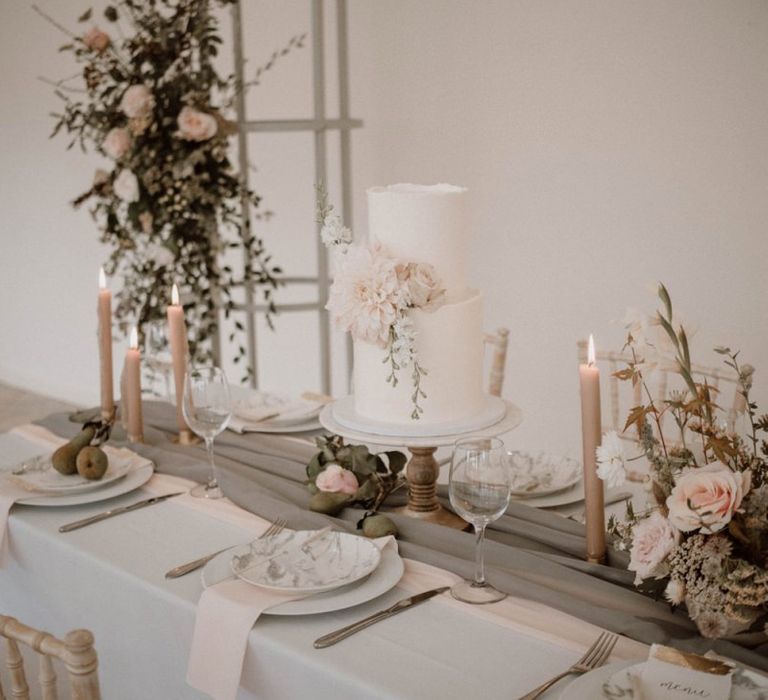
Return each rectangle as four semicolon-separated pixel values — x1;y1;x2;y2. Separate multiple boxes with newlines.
41;0;294;375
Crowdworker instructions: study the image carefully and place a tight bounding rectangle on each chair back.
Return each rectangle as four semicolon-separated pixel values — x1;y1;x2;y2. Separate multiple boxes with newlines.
576;340;740;442
0;616;101;700
484;328;510;397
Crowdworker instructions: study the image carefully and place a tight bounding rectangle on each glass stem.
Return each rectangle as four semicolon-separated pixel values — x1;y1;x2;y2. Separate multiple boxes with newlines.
204;437;217;489
473;522;487;587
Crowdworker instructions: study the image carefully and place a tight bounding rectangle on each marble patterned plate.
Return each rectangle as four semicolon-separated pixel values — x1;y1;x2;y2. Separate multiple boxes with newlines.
231;529;382;595
202;540;404;616
9;449;132;494
508;451;581;498
559;661;768;699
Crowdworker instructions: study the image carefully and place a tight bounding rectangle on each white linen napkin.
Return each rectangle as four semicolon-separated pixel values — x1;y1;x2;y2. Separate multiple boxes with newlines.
186;535;396;700
0;477;40;549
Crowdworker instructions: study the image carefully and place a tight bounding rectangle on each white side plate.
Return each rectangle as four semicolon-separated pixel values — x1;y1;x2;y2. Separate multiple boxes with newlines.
202;540;404;616
231;529;381;595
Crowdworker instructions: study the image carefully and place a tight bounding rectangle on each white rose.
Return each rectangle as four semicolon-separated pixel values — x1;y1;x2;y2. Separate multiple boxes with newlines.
177;106;218;142
146;243;174;268
103;127;131;159
666;463;751;534
627;511;678;584
120;85;155;119
113;169;140;203
401;262;446;311
595;430;627;488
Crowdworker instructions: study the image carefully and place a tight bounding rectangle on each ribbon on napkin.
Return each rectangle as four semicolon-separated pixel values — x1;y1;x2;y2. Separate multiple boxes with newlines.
186;534;397;700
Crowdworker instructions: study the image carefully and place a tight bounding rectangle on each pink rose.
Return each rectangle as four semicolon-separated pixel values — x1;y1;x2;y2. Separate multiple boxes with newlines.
315;463;358;495
83;26;110;53
399;262;446;311
628;511;678;583
120;85;155;119
666;463;751;534
177;106;218;142
103;127;131;159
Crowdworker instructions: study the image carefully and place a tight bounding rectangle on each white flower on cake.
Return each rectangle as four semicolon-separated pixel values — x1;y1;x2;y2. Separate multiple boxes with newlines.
595;430;627;488
390;314;416;369
320;212;352;249
398;261;446;311
326;244;402;347
317;183;445;419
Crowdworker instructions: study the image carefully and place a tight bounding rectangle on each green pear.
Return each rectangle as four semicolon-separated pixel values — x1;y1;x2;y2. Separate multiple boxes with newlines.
361;514;398;539
76;446;108;480
51;426;96;475
309;491;352;516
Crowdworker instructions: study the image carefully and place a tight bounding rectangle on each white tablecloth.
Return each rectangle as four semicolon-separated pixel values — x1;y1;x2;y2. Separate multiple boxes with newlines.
0;430;645;699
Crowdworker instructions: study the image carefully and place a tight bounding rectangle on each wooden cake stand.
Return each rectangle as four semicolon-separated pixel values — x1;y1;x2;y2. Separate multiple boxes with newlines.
319;401;523;529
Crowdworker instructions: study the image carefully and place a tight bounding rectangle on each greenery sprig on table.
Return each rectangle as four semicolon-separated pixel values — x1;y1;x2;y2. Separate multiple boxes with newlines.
306;435;406;535
39;1;300;374
600;284;768;639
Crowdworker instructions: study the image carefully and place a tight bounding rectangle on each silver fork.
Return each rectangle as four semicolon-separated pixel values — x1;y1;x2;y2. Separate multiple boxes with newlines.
517;631;619;699
164;518;286;579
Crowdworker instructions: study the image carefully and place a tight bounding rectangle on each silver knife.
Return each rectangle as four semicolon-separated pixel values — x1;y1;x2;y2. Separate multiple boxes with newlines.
314;586;449;649
59;492;185;533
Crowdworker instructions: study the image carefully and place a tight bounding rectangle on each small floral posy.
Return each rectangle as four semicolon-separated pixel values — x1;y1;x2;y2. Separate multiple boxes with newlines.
603;284;768;639
316;184;445;419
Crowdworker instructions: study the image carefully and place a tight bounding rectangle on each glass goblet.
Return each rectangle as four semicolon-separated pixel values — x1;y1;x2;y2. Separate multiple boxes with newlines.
182;365;232;499
449;436;511;604
143;320;173;400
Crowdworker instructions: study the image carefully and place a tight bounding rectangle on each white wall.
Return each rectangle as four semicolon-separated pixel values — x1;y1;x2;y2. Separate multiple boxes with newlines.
2;1;767;456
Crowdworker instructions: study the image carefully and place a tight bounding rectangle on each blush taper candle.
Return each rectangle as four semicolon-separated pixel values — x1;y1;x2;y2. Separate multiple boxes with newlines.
579;334;606;563
167;283;189;433
124;326;144;442
98;267;115;421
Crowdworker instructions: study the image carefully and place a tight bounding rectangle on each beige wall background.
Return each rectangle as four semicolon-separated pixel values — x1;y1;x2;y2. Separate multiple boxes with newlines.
1;0;766;456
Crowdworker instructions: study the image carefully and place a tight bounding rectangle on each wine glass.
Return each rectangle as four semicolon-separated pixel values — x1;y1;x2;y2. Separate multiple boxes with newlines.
449;436;511;604
182;365;232;499
143;321;173;400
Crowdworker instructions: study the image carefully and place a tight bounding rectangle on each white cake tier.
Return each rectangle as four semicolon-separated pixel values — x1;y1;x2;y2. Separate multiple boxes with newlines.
367;183;468;301
353;289;485;426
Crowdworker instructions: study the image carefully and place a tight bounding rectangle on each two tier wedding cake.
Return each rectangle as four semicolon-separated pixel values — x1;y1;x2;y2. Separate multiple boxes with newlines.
319;183;505;435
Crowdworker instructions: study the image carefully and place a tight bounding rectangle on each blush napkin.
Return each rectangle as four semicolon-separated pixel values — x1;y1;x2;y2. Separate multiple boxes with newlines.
186;535;396;700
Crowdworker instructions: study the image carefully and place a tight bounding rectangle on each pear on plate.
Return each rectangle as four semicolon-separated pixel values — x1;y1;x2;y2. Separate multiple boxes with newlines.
51;426;96;475
76;446;108;481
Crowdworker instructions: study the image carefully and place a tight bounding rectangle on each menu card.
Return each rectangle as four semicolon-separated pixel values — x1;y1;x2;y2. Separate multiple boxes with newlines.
639;644;732;700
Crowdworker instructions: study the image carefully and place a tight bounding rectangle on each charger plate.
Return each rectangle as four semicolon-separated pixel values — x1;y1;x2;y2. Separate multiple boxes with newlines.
9;448;133;494
202;540;404;616
14;463;154;507
560;661;768;699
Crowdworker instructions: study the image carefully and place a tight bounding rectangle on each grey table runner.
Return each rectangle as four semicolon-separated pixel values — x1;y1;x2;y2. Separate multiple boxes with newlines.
36;402;768;670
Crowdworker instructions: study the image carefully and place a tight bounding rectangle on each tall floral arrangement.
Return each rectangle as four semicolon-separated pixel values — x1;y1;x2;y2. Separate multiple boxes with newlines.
41;1;287;371
601;285;768;639
316;185;446;419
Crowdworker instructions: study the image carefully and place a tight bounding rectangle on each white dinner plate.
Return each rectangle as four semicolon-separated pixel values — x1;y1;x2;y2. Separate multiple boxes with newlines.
228;416;322;434
559;660;768;699
202;539;404;616
14;462;154;507
508;451;581;498
10;447;133;494
510;478;585;509
231;529;382;594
